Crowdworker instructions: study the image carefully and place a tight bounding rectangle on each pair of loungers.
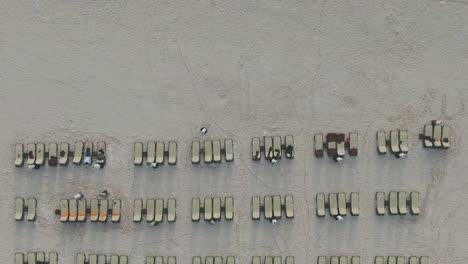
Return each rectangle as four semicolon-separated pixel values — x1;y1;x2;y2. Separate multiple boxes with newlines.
134;141;177;166
59;199;121;223
192;139;234;164
376;130;409;155
76;254;128;264
314;133;358;157
192;197;234;221
251;256;294;264
16;252;58;264
374;256;428;264
316;193;359;217
251;136;294;161
146;256;177;264
251;195;294;220
133;198;176;223
14;197;36;221
193;257;235;264
376;191;420;215
423;124;450;148
317;256;360;264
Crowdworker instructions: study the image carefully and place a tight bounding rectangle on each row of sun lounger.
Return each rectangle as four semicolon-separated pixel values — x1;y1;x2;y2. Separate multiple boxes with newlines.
251;195;294;220
15;142;106;167
76;254;128;264
251;256;294;264
422;124;450;148
16;252;58;264
133;198;176;223
57;199;121;223
134;141;177;166
192;197;234;221
376;130;409;155
251;136;294;160
14;197;36;221
314;133;358;157
317;256;360;264
374;256;428;264
376;191;420;215
193;256;236;264
146;256;177;264
316;193;360;217
192;139;234;164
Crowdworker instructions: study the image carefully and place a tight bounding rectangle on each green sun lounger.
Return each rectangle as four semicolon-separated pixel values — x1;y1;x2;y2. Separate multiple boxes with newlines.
89;254;97;264
28;252;36;264
206;256;214;264
133;199;142;222
390;130;400;154
377;131;387;154
399;130;409;153
134;142;143;165
410;192;420;215
15;197;24;221
273;136;282;159
26;198;36;221
204;141;213;163
316;193;326;217
146;257;155;264
155;256;164;264
49;252;58;264
15;253;24;264
338;192;347;216
285;195;294;219
59;142;69;165
35;143;45;166
264;196;273;219
27;143;36;166
111;255;119;264
98;254;106;264
15;143;24;167
77;254;86;264
376;192;386;215
227;256;235;264
351;192;360;216
69;199;78;222
192;198;200;221
112;199;121;223
156;141;165;164
273;195;282;219
73;142;84;165
252;257;261;264
167;256;176;264
424;124;433;148
285;256;294;264
408;257;418;264
273;256;281;264
317;256;326;264
167;198;176;222
192;141;200;164
330;256;339;264
225;139;234;162
329;193;338;217
36;252;45;263
252;137;261;160
214;256;222;264
398;192;407;215
90;199;99;222
374;256;384;264
396;257;405;264
442;126;450;148
264;256;273;264
213;197;221;220
213;140;222;163
433;125;442;147
155;199;164;223
193;257;202;264
252;196;261;220
339;256;348;264
147;142;155;164
146;199;155;222
78;199;86;222
204;197;213;221
387;257;396;264
168;141;177;165
99;199;108;222
264;137;273;159
351;256;360;264
225;197;234;220
419;256;428;264
389;192;398;215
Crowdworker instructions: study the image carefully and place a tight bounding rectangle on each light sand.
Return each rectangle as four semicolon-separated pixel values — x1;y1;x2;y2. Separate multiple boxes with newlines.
1;0;468;263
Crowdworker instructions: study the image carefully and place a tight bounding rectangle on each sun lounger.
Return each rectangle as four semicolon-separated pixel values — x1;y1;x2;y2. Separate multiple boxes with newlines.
273;136;282;159
252;137;261;160
390;130;400;154
167;198;176;222
112;199;121;222
389;192;398;215
15;144;24;167
398;192;407;215
69;199;78;222
264;196;273;219
315;134;324;157
399;130;409;153
204;197;213;221
316;193;326;217
423;124;433;148
146;257;155;264
146;199;155;222
59;143;69;165
133;199;142;222
36;252;45;263
111;255;119;264
329;193;338;217
28;252;36;264
192;141;200;164
78;199;86;222
206;256;214;264
90;199;99;222
285;256;294;264
264;256;273;264
387;257;396;264
433;125;442;147
168;256;176;264
285;195;294;219
408;257;418;264
48;143;58;166
330;256;339;264
96;142;106;165
374;257;384;264
419;256;428;264
264;137;273;159
252;257;261;264
317;256;326;264
120;256;128;264
285;135;294;158
225;197;234;220
338;192;347;216
27;198;36;221
134;142;143;165
273;256;281;264
89;254;97;264
396;257;405;264
326;133;337;156
348;132;358;156
15;197;24;221
73;142;84;165
192;198;200;221
27;143;36;166
98;254;106;264
155;199;164;222
99;199;108;222
350;192;359;216
15;253;24;264
35;143;45;166
213;197;221;220
213;140;222;163
193;257;202;264
156;142;165;164
168;141;177;165
442;126;450;148
252;196;261;220
76;254;85;264
214;256;222;264
155;256;164;264
273;195;282;219
410;192;420;215
336;134;346;157
225;139;234;162
83;142;93;164
49;252;58;264
339;256;348;264
376;192;386;215
204;141;213;163
351;256;360;264
227;256;235;264
377;131;387;154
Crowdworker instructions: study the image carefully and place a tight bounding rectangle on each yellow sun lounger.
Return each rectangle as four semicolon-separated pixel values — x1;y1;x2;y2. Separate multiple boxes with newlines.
264;256;273;264
156;141;165;164
213;140;222;163
59;142;69;166
96;142;106;165
350;192;360;216
442;126;450;148
27;198;36;221
35;143;45;166
264;196;273;219
433;125;442;147
390;130;400;154
120;256;128;264
36;252;45;263
15;197;24;221
213;197;221;220
377;131;387;154
204;141;213;163
285;135;294;158
419;256;428;264
227;256;235;264
146;199;155;222
133;199;142;222
317;256;326;264
387;257;396;264
15;143;24;167
48;143;58;166
285;256;294;264
316;193;326;217
374;257;384;264
252;257;261;264
192;198;200;221
167;198;176;222
78;199;87;222
111;255;119;264
339;256;348;264
314;134;324;157
338;192;347;216
204;197;213;221
273;256;281;264
98;254;106;264
73;141;84;165
225;197;234;220
330;256;339;264
376;192;386;215
351;256;360;264
399;130;409;153
112;199;121;223
273;195;282;219
90;199;99;222
424;125;433;148
329;193;338;217
252;137;261;160
252;196;261;220
99;199;108;222
168;256;176;264
27;143;36;166
225;139;234;162
410;192;420;215
168;141;177;165
193;257;202;264
69;199;78;222
28;252;36;264
214;256;222;264
192;140;200;164
264;137;273;159
146;257;155;264
389;192;398;215
273;136;282;159
49;252;58;264
134;142;143;165
408;257;418;264
398;192;407;215
15;253;24;264
155;199;164;223
89;254;97;264
285;195;294;219
396;257;405;264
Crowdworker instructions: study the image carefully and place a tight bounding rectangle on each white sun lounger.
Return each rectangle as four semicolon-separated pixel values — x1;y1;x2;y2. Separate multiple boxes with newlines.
73;142;84;165
192;141;200;164
192;198;200;221
285;135;294;158
410;192;420;215
317;256;326;264
376;192;386;215
351;256;360;264
96;142;106;165
398;192;407;215
285;195;294;219
225;139;234;162
15;253;24;264
155;199;164;223
264;196;273;219
329;193;338;217
49;253;58;264
213;140;222;163
424;124;433;148
59;143;69;166
204;141;213;163
264;137;273;159
252;257;261;264
433;125;442;147
27;143;36;166
156;141;165;164
112;199;121;222
389;192;398;215
146;199;155;222
204;197;212;221
78;199;86;222
273;195;282;219
227;256;235;264
377;131;387;154
273;136;282;159
252;137;261;160
225;197;234;220
252;196;261;220
69;199;78;222
15;143;24;167
316;193;326;217
419;256;428;264
99;199;108;222
442;126;450;148
213;197;221;220
15;197;24;221
35;143;45;166
336;134;346;157
90;199;99;222
374;257;384;264
408;257;418;264
351;192;360;216
390;130;400;154
28;252;36;264
134;142;143;165
338;192;347;216
399;130;409;153
167;198;176;222
314;134;324;157
133;199;142;222
349;132;358;156
48;143;58;166
27;198;36;221
168;141;177;165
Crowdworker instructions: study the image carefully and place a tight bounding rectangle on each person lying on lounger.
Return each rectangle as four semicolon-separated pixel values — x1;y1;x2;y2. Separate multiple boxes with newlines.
84;148;92;166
